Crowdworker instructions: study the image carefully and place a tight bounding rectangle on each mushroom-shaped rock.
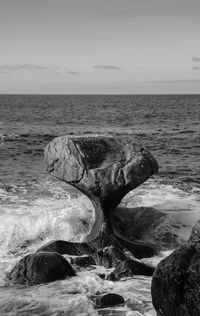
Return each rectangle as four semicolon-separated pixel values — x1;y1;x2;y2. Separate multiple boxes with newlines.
8;252;76;285
151;220;200;316
45;135;158;211
44;135;159;258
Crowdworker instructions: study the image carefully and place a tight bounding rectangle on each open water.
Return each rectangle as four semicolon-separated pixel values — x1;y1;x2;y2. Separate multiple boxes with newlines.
0;94;200;315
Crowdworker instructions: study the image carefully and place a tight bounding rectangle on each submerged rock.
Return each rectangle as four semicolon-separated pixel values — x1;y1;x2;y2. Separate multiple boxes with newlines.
8;252;76;285
107;259;155;281
95;293;125;308
151;220;200;316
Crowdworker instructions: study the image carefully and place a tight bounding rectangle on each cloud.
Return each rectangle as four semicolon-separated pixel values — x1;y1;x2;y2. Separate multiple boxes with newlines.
67;71;80;75
0;70;10;74
192;56;200;62
0;64;80;75
0;64;49;72
193;66;200;71
93;65;122;70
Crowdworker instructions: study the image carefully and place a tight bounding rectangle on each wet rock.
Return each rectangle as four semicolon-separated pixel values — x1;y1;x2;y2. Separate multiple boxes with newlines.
113;206;198;250
36;240;96;256
107;259;155;281
71;256;96;267
151;220;200;316
95;293;125;308
96;246;127;268
113;235;157;259
8;252;76;285
45;135;158;212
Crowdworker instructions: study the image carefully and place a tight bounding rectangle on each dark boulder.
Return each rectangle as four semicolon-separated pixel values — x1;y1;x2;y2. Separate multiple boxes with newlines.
151;220;200;316
95;293;125;308
8;252;76;285
108;259;155;281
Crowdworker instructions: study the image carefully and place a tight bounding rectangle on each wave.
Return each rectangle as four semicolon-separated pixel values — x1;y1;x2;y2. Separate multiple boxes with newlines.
0;178;97;259
118;179;200;247
0;177;199;257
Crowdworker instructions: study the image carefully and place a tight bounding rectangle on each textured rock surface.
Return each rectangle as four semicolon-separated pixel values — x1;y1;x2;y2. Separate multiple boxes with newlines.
96;246;127;268
45;135;158;211
151;220;200;316
71;256;96;267
36;240;96;256
8;252;76;285
108;259;155;281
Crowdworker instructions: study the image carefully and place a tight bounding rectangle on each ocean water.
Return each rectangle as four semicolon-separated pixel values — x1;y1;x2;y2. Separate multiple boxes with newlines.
0;94;200;315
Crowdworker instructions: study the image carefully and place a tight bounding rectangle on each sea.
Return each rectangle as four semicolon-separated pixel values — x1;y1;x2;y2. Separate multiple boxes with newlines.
0;94;199;316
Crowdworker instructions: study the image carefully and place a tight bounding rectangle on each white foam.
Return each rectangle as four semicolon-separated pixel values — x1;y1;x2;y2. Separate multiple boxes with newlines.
120;180;200;245
123;180;200;213
0;194;96;258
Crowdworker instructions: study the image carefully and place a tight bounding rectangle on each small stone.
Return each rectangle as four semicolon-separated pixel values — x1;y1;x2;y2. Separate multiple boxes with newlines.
95;293;125;308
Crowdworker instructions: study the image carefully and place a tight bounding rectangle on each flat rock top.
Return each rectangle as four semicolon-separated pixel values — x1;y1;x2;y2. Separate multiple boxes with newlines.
45;135;158;174
46;135;146;168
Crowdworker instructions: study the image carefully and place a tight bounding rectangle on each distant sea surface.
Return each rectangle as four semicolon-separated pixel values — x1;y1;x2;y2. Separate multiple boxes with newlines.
0;94;200;315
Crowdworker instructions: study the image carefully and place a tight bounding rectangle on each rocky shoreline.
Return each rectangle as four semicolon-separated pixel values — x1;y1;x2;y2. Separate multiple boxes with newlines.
6;135;200;314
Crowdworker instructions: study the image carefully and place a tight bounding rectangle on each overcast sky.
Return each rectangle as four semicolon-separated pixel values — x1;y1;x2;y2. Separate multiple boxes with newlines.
0;0;200;94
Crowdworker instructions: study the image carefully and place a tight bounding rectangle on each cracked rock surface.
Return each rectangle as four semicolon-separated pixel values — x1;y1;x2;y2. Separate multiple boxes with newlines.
45;135;158;211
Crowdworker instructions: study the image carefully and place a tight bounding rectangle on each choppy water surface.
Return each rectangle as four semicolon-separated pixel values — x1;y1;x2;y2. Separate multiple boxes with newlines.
0;94;200;315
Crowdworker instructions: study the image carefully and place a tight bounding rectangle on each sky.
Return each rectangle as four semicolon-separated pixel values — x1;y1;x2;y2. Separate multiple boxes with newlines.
0;0;200;94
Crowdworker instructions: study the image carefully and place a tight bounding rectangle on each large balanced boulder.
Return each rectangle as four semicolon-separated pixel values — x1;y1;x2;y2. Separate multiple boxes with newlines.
8;252;76;285
44;135;159;259
151;220;200;316
45;135;158;212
